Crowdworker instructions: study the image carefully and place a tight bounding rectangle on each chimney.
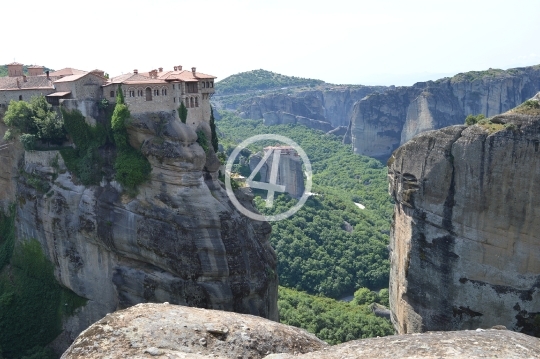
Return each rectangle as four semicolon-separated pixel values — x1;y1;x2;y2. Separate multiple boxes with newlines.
46;70;50;79
159;67;163;72
174;66;177;71
23;75;27;82
191;67;196;74
178;65;182;71
134;69;138;74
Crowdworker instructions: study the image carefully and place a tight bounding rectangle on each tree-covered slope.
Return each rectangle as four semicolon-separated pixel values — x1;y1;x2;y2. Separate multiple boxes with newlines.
215;69;325;95
278;286;393;344
217;111;393;298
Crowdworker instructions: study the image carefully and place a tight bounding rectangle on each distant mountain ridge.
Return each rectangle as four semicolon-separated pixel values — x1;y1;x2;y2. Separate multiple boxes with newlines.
215;69;325;95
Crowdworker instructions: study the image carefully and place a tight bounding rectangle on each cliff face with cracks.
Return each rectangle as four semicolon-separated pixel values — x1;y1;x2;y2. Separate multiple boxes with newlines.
10;110;278;351
387;100;540;335
347;65;540;159
236;86;387;129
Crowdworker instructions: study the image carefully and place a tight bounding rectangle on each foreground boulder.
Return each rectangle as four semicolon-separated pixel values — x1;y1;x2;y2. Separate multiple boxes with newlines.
61;303;326;359
388;95;540;334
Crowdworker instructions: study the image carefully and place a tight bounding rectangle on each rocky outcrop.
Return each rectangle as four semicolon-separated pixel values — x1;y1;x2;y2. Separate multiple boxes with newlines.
387;98;540;335
348;65;540;159
268;329;540;359
249;147;305;199
12;110;278;352
63;304;540;359
61;303;326;359
237;86;387;129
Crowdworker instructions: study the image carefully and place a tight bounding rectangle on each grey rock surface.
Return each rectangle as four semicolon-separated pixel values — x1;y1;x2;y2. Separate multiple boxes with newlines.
266;329;540;359
348;66;540;159
238;86;386;128
61;303;326;359
387;97;540;335
12;111;278;352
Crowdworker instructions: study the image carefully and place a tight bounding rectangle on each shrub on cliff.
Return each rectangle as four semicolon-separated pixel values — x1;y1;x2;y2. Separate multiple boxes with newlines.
178;101;188;124
465;113;486;125
111;86;151;193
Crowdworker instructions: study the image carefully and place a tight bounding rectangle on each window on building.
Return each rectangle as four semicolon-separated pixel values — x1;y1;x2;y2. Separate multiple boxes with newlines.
210;82;213;88
202;82;205;88
110;90;115;98
174;97;176;103
146;87;152;101
186;82;198;93
162;88;167;96
173;84;175;90
190;97;194;107
195;97;198;107
19;95;22;101
206;81;210;88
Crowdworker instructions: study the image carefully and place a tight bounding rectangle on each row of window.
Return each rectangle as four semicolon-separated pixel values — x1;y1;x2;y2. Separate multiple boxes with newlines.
173;96;199;107
201;81;214;88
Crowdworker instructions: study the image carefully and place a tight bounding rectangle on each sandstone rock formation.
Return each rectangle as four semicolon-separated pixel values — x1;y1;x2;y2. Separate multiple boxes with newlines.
61;303;326;359
10;110;278;351
249;147;305;199
236;86;386;129
387;96;540;335
63;303;540;359
347;65;540;159
267;329;540;359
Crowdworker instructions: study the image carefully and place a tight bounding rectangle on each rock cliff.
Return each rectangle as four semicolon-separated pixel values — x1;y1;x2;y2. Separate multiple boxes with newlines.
8;110;278;351
348;65;540;159
236;86;387;130
387;95;540;335
62;303;540;359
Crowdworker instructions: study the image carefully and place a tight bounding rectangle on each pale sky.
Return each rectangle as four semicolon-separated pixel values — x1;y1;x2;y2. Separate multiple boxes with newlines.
2;0;539;86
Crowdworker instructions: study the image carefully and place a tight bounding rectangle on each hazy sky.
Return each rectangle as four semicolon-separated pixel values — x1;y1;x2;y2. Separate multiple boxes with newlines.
2;0;539;86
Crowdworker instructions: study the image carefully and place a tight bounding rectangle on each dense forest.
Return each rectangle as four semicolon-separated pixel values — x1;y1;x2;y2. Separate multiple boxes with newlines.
217;111;393;298
278;286;393;344
215;69;325;95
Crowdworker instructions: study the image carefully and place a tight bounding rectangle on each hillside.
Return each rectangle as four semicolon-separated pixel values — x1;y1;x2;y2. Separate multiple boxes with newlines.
217;111;393;298
215;69;325;96
0;64;53;77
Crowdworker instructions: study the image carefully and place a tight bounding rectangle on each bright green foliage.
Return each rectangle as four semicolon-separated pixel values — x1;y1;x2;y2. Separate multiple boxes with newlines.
351;287;378;305
0;206;86;358
178;101;188;124
218;111;392;298
465;113;486;125
512;99;540;116
29;95;65;143
278;286;394;344
3;100;35;134
196;130;209;153
2;129;13;142
215;69;325;95
3;96;65;145
378;288;390;307
210;107;218;152
111;86;151;192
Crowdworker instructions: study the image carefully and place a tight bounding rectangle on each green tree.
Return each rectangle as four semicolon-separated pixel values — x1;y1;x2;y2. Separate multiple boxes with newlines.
110;85;151;193
3;100;35;134
210;106;218;151
352;287;378;305
30;96;64;143
378;288;390;307
178;101;188;124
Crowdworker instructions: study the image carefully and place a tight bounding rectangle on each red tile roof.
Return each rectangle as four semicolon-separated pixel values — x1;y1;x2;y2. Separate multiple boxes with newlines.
48;68;86;77
6;62;23;66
